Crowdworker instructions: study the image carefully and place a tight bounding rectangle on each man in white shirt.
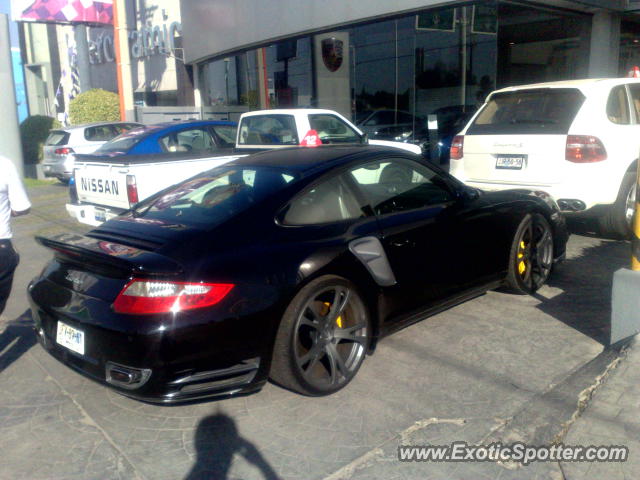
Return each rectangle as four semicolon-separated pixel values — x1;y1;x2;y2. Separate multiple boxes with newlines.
0;155;31;316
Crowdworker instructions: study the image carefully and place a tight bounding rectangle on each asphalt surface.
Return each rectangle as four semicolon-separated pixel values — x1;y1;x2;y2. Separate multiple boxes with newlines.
0;182;636;480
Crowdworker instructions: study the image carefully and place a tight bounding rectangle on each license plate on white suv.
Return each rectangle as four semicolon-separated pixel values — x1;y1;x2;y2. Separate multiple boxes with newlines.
496;154;526;170
56;321;85;355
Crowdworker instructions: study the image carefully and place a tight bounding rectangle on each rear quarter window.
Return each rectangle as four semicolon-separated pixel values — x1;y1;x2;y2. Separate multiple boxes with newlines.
466;88;585;135
45;131;70;146
606;86;630;125
212;125;237;147
85;125;120;142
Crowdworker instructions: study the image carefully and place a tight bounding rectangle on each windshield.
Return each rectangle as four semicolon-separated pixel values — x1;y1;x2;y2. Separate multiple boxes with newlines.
96;128;147;153
467;88;585;135
130;165;298;228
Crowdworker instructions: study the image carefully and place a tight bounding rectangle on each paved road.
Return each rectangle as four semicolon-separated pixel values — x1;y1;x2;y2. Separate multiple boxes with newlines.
0;183;634;480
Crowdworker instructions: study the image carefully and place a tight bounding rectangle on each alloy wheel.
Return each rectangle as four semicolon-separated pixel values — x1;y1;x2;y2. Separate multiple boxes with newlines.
293;286;368;390
624;182;637;227
515;216;554;292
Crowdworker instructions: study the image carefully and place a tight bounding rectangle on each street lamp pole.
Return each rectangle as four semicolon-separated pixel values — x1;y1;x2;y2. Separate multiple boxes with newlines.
0;14;24;177
113;0;134;121
632;167;640;271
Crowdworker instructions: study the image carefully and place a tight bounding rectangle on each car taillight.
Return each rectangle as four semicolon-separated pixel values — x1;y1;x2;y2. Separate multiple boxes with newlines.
565;135;607;163
126;175;139;205
450;135;464;160
55;147;74;155
113;280;234;315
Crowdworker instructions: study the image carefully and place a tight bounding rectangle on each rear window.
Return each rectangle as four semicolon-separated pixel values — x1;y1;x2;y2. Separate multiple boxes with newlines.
238;115;299;145
45;131;70;146
467;88;585;135
130;165;298;228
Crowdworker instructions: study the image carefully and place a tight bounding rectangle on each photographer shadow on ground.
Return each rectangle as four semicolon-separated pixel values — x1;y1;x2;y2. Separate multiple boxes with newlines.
185;413;281;480
535;238;630;346
0;310;36;374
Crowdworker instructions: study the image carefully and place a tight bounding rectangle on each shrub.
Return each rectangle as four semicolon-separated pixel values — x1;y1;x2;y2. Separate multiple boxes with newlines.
69;88;120;125
19;115;61;164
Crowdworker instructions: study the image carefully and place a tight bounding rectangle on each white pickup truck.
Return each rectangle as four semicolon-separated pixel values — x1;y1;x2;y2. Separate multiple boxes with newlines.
67;109;421;226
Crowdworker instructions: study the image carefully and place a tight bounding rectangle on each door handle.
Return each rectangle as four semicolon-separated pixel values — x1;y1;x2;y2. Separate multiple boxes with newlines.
390;239;413;248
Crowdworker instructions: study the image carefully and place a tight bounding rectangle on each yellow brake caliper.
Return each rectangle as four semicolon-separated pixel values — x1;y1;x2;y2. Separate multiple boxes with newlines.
322;301;343;328
518;240;527;275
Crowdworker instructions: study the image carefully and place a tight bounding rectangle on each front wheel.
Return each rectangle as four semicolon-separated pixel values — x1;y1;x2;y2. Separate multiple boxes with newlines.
270;275;370;396
505;213;554;294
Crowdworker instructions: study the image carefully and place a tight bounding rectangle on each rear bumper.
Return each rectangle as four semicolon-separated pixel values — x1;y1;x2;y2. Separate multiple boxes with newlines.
28;279;274;403
66;203;124;227
461;180;613;212
449;157;622;212
42;162;72;180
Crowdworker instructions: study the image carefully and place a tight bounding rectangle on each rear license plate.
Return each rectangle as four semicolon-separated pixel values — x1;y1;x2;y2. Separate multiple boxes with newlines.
56;321;85;355
95;209;106;222
496;154;526;170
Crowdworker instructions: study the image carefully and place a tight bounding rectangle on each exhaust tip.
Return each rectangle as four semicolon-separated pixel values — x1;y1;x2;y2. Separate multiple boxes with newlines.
557;199;586;212
106;362;151;390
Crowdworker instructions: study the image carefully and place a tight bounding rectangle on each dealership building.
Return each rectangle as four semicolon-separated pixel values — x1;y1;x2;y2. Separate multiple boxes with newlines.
15;0;640;128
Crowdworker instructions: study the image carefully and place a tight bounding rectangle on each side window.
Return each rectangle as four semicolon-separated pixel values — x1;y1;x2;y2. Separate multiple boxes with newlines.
607;86;630;125
283;175;363;225
308;114;361;144
85;125;118;141
349;158;454;215
160;128;214;152
397;112;414;124
113;123;139;135
628;84;640;123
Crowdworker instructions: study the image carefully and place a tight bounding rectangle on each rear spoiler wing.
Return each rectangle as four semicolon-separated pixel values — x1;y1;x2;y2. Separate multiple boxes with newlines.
36;233;183;276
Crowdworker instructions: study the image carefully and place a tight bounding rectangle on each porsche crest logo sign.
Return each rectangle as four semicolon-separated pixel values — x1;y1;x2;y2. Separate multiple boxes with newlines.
321;37;343;72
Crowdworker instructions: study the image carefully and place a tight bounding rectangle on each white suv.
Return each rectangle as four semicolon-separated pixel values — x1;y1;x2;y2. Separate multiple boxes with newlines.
42;121;141;182
449;78;639;237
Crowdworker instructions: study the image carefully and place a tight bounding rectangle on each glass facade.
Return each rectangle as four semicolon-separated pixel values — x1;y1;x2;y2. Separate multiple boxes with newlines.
197;1;592;160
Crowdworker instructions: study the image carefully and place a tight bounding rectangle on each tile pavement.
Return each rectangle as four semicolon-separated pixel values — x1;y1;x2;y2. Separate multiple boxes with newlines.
0;182;638;480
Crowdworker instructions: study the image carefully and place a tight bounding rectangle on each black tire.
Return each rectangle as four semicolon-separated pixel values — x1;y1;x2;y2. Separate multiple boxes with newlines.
505;213;554;294
598;172;636;239
270;275;370;396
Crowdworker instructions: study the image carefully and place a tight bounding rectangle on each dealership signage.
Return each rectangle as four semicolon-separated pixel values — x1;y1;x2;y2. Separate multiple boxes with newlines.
89;21;182;64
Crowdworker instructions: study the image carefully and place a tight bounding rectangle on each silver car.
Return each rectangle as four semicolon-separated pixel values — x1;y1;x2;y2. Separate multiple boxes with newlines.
42;122;141;182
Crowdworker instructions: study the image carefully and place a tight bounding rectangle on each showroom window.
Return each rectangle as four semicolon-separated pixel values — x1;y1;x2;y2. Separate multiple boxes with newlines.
198;38;313;110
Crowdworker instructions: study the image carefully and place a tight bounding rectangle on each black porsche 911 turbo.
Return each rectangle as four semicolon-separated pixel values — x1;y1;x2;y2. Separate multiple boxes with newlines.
28;145;567;403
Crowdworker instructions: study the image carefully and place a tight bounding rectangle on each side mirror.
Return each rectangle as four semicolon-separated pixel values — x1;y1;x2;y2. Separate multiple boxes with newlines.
361;133;369;145
460;186;480;202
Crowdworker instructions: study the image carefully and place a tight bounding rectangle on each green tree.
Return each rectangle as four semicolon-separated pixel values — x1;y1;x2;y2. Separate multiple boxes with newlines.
69;88;120;125
19;115;61;164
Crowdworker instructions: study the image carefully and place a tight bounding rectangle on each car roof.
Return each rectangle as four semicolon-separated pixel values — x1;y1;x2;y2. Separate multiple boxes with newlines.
53;121;141;132
491;77;640;96
231;145;410;175
133;120;237;134
241;109;344;117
